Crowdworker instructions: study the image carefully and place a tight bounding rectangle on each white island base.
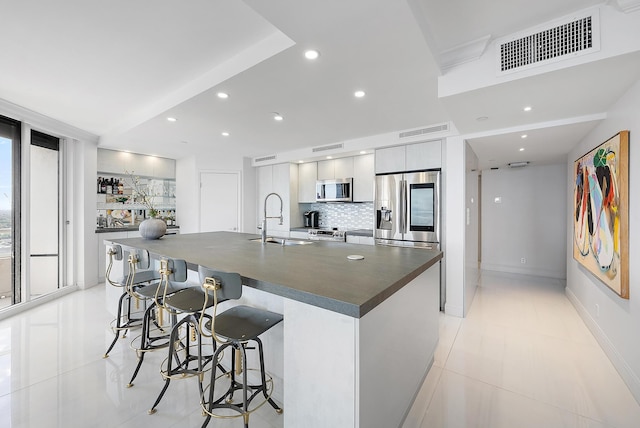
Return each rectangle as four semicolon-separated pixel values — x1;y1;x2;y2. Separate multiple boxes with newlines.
284;263;440;427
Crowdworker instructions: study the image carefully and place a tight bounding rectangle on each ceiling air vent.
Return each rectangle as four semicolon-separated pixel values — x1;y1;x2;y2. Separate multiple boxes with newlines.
499;11;599;73
312;143;343;153
254;154;277;163
399;123;449;139
508;161;529;168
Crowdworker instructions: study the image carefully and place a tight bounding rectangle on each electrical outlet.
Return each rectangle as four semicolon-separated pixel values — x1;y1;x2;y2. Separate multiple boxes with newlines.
520;258;526;264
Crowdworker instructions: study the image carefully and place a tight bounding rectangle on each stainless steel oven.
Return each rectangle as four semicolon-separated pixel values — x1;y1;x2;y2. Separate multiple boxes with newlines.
308;229;346;241
316;178;353;202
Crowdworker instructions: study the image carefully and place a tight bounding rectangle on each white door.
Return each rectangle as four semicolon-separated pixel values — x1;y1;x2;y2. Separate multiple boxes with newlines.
200;172;240;232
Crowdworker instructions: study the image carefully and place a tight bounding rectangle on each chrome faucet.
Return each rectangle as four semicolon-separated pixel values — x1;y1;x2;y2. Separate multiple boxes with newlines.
262;192;284;243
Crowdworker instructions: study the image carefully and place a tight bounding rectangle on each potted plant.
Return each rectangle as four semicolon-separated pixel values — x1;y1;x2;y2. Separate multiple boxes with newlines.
126;172;166;240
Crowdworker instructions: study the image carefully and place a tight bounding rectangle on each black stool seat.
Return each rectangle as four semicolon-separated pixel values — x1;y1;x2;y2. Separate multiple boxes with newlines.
119;269;160;286
134;281;183;299
164;288;216;312
205;306;283;342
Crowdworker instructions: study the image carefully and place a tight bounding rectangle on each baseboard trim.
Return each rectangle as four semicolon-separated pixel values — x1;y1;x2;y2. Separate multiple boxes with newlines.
481;262;564;279
566;288;640;405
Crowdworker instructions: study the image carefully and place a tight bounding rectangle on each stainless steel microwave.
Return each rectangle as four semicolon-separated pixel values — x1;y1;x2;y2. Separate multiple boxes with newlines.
316;178;353;202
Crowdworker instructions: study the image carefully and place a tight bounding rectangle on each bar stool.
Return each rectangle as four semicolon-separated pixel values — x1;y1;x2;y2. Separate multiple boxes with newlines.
198;266;283;428
104;245;161;358
126;257;190;387
147;259;224;415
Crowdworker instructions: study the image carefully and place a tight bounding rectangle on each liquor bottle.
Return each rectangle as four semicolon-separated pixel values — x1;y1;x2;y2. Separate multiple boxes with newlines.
118;179;124;195
106;178;112;195
97;177;102;193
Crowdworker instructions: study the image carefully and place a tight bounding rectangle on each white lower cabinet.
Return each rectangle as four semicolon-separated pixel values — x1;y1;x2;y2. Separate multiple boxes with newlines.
289;231;310;240
347;235;374;245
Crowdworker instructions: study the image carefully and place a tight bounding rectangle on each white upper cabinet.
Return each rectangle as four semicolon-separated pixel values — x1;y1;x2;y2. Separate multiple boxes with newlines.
317;160;334;180
333;157;354;178
318;157;354;180
375;140;441;173
406;141;441;171
353;154;374;202
375;146;405;173
97;148;175;178
298;162;317;203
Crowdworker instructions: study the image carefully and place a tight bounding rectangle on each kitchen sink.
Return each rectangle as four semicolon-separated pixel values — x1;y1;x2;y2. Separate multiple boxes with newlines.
249;237;314;246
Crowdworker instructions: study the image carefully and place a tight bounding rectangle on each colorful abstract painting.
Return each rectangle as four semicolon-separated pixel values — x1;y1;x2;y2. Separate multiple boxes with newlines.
573;131;629;298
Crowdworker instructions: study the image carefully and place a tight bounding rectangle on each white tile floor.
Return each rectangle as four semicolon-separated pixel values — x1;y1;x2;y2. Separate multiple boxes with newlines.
403;271;640;428
1;271;639;428
0;285;284;428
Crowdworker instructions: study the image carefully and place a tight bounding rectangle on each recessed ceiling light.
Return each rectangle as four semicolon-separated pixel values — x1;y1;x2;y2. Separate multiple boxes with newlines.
521;134;528;139
354;90;366;98
167;117;177;122
217;92;229;99
304;50;320;60
326;156;333;159
523;106;532;112
519;148;525;151
221;132;230;137
298;160;304;163
476;116;489;122
273;113;284;121
360;150;367;154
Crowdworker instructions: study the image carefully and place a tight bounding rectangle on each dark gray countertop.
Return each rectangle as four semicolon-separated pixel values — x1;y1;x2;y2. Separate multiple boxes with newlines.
96;225;180;233
290;227;372;237
106;231;442;318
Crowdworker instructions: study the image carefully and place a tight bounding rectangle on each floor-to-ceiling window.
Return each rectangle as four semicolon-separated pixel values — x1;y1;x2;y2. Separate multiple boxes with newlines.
0;116;21;309
28;130;61;298
0;117;66;311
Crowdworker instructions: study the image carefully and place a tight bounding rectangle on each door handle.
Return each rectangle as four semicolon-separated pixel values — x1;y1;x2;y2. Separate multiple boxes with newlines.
399;180;407;233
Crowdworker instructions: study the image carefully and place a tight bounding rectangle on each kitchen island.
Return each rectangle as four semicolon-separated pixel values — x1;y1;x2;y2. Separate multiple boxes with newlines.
105;231;442;428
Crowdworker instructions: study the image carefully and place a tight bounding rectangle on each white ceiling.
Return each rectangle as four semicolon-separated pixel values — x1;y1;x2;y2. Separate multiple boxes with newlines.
1;0;640;170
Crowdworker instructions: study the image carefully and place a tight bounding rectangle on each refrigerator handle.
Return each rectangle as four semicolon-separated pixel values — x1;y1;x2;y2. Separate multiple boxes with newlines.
400;180;407;233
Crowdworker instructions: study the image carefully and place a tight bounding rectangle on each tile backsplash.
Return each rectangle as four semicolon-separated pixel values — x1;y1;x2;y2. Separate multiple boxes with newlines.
306;202;374;230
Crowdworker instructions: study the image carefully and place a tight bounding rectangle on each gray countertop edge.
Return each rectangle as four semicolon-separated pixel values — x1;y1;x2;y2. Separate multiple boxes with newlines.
184;251;442;318
178;260;370;317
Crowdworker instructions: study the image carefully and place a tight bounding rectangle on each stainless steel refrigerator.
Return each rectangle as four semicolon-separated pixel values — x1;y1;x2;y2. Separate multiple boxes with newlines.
375;169;441;249
375;169;443;308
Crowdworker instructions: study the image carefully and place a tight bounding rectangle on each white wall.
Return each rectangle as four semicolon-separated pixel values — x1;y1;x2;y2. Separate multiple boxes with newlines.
176;153;248;235
481;164;567;279
443;135;465;317
464;143;479;315
566;79;640;403
77;140;98;288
